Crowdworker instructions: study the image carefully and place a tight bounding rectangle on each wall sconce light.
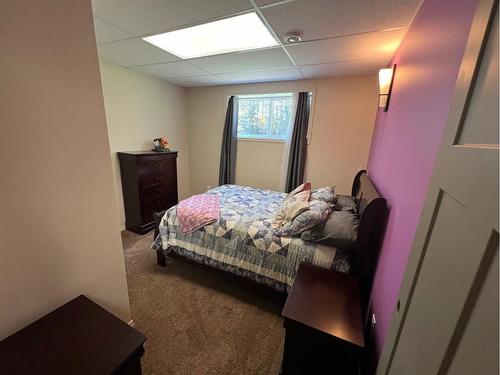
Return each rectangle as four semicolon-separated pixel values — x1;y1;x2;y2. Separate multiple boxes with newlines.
379;64;396;112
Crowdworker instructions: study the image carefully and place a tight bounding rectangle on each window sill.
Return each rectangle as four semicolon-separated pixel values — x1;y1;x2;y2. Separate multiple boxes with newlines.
237;137;286;144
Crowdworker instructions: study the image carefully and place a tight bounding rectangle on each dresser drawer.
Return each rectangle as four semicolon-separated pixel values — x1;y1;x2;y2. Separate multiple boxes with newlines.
142;196;171;211
140;183;170;199
137;157;175;175
141;196;176;223
138;170;176;187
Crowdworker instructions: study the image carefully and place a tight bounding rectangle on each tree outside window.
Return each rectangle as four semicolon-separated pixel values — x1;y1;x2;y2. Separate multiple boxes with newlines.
237;93;293;140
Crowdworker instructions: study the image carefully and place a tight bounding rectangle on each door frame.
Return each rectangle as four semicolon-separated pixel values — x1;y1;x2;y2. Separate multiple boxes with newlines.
376;0;499;373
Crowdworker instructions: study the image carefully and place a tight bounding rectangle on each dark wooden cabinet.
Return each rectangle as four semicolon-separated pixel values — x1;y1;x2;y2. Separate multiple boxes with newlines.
281;264;365;375
118;151;178;234
0;295;146;375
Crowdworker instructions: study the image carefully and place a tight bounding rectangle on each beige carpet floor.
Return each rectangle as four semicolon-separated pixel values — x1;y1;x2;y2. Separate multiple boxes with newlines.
121;230;285;375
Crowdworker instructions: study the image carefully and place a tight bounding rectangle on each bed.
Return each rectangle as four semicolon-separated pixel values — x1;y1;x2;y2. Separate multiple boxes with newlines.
153;171;387;310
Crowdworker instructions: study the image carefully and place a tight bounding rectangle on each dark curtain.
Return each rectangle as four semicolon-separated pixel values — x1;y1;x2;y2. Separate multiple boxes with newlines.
219;96;238;185
285;92;311;193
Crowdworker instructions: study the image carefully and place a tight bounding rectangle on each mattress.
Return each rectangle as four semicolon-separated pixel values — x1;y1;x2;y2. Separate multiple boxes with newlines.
153;184;351;292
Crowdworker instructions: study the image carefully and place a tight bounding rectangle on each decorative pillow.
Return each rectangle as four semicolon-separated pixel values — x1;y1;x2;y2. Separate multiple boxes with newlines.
301;210;359;249
271;188;311;229
286;182;311;199
283;200;310;222
274;200;332;237
335;195;357;213
310;186;336;205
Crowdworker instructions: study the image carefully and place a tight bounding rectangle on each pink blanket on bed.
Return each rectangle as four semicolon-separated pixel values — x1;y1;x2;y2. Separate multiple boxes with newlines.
177;194;220;234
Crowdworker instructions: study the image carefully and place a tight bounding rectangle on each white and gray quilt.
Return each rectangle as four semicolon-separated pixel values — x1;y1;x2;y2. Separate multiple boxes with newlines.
153;185;351;292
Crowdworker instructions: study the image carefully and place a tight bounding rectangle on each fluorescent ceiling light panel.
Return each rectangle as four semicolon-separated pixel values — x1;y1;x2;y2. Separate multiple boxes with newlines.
142;13;279;59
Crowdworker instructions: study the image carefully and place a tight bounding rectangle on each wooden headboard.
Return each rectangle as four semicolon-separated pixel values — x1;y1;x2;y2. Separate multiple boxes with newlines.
351;170;388;317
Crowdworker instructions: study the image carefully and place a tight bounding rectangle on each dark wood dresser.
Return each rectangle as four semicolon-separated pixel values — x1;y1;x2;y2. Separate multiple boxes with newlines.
0;295;146;375
118;151;178;234
281;263;365;375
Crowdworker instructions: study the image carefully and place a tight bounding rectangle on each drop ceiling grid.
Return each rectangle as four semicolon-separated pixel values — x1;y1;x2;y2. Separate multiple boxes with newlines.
98;38;180;67
185;47;294;75
114;25;406;78
93;16;133;45
254;0;295;7
91;0;254;36
298;57;393;79
247;0;305;79
220;67;303;84
93;0;297;82
286;28;408;66
94;10;257;47
131;61;208;79
261;0;422;42
92;0;424;86
182;63;230;84
176;59;232;85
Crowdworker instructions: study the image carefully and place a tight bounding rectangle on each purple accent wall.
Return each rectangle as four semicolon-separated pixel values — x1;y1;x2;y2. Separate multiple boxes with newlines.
367;0;479;355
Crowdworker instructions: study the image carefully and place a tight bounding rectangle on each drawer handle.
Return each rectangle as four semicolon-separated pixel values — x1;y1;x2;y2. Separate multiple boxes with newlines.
157;199;165;204
155;163;163;168
156;187;165;193
155;175;165;181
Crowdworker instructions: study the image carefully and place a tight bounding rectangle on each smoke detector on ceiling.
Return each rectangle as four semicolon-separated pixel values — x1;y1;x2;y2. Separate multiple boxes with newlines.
284;31;303;44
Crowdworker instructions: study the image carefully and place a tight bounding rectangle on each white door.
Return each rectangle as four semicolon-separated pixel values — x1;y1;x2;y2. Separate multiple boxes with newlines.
377;0;499;374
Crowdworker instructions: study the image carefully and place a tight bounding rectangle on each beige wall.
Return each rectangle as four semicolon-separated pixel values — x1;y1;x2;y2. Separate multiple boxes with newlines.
99;62;191;229
236;140;284;191
187;76;378;195
0;1;131;339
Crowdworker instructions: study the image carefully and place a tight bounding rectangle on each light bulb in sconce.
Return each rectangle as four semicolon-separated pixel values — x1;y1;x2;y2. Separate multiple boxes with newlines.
379;64;396;112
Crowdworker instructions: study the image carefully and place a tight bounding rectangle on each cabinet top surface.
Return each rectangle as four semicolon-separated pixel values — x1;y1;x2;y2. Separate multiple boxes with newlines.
118;150;178;156
282;263;364;348
0;295;146;374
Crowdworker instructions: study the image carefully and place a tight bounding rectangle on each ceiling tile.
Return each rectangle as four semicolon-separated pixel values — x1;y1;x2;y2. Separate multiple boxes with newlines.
262;0;422;42
167;75;228;87
132;61;208;78
98;39;179;67
299;58;389;79
188;47;293;74
93;17;131;45
286;28;407;66
220;67;302;85
92;0;253;36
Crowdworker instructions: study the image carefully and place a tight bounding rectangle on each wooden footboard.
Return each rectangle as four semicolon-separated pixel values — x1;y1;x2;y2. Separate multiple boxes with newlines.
153;210;168;267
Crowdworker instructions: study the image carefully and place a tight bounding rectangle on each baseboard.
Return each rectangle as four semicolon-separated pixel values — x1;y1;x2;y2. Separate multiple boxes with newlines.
128;319;135;327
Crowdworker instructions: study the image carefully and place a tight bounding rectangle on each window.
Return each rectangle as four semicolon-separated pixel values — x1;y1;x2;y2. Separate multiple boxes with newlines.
237;93;294;140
